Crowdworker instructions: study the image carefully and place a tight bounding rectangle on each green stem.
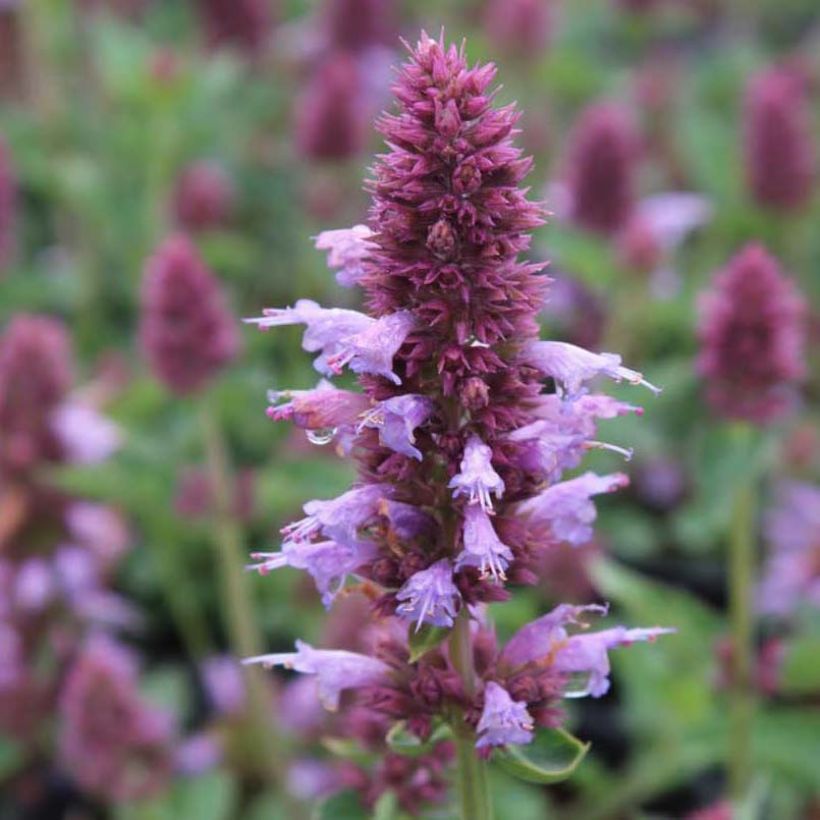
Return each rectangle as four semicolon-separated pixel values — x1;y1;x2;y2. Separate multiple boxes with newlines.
728;464;756;804
449;609;493;820
199;402;298;801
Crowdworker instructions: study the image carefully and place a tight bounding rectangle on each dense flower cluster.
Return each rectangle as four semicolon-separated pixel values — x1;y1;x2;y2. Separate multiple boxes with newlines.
0;314;172;803
196;0;272;56
247;33;671;771
172;160;236;233
744;67;815;212
566;102;638;235
697;243;806;425
295;53;368;162
139;234;239;396
59;636;173;801
484;0;553;58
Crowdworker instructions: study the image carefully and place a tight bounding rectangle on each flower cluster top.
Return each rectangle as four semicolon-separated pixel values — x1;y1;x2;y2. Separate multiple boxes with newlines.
246;33;671;751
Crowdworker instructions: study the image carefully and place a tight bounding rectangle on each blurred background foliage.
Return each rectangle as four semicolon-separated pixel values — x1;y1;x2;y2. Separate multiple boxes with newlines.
1;0;820;818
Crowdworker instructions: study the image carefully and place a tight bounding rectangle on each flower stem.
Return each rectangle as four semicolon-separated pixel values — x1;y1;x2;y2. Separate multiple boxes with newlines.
449;609;493;820
199;402;294;794
728;466;756;804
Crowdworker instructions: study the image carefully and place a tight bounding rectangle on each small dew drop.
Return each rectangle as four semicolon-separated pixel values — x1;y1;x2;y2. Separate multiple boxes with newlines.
306;427;337;446
563;672;593;699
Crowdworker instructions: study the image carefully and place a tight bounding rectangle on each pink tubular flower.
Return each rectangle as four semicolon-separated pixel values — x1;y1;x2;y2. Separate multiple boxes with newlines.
476;681;535;748
139;234;239;396
243;640;390;710
296;53;368;161
516;472;630;546
172;160;235;233
315;225;375;287
566;102;638;235
0;314;73;472
247;33;672;764
744;67;814;212
59;637;173;802
448;434;505;511
0;135;16;272
697;243;806;425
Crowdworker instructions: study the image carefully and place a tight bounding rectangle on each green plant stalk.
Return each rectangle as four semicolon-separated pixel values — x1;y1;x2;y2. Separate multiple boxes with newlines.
449;609;493;820
728;466;756;803
199;402;294;793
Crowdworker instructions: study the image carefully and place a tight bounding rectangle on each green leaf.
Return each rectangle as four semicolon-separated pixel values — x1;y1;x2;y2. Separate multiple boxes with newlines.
407;624;450;663
0;739;23;779
492;728;590;785
779;637;820;695
373;791;399;820
385;721;452;758
313;790;368;820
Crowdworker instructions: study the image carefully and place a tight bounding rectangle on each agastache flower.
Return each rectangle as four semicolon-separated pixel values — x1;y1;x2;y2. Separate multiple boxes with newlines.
448;435;505;511
245;300;414;384
744;67;814;212
566;102;638;235
517;472;629;546
139;234;239;395
395;559;461;631
267;380;369;430
315;225;374;287
476;682;535;749
247;33;670;764
697;244;806;425
457;504;513;582
248;538;377;607
281;484;394;545
243;640;390;710
358;394;435;460
757;481;820;616
523;341;661;400
501;603;674;697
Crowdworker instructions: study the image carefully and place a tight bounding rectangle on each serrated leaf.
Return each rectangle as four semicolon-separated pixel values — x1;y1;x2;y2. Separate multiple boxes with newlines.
407;623;450;663
492;727;589;785
385;720;452;758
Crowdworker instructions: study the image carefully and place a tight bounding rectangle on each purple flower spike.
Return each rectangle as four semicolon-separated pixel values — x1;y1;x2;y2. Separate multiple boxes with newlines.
554;625;676;697
517;472;629;546
449;435;505;511
358;394;435;460
697;243;806;425
243;640;390;711
523;341;661;400
282;484;394;545
457;505;513;582
476;681;535;749
395;559;461;631
315;225;374;287
248;539;377;608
